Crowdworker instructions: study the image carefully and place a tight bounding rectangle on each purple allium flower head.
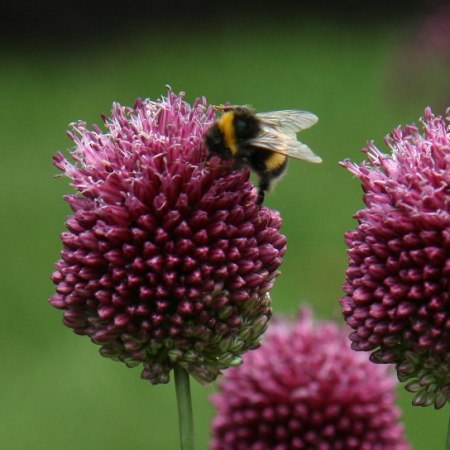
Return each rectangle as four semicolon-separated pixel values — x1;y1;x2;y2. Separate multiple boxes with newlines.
211;308;410;450
50;90;286;385
341;108;450;408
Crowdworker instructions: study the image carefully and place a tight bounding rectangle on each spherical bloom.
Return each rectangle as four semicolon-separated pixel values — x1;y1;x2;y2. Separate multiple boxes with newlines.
211;308;410;450
341;107;450;408
50;90;286;385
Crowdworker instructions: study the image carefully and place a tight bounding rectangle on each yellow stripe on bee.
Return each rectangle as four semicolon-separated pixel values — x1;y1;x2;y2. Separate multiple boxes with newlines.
265;152;287;170
218;111;238;156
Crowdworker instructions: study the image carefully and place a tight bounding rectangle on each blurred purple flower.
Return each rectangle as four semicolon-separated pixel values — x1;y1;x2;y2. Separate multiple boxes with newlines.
50;90;286;385
387;3;450;109
211;308;410;450
341;108;450;408
416;4;450;60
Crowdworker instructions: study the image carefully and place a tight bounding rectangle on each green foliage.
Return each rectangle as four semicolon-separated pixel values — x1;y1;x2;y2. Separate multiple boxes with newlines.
0;19;447;449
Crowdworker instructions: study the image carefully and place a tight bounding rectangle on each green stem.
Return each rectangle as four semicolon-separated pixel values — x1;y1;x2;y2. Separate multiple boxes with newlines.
446;411;450;450
174;366;194;450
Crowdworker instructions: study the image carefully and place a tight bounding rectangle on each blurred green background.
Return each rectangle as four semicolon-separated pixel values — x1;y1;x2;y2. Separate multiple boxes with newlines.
1;4;449;449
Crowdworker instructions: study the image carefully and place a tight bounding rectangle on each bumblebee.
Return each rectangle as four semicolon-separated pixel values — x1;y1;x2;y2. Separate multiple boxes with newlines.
204;106;321;204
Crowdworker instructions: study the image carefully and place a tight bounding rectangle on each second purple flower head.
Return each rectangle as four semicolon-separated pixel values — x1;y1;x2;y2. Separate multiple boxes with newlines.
341;108;450;408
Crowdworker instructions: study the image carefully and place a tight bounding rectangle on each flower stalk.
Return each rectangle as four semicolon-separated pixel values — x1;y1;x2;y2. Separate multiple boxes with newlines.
174;366;194;450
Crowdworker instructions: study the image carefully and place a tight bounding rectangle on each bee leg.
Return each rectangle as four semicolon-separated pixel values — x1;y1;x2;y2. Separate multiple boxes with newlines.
257;189;265;205
257;175;271;205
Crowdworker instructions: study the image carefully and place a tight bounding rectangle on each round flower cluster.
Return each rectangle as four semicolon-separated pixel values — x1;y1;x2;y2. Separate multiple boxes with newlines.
341;107;450;408
211;308;410;450
50;91;286;384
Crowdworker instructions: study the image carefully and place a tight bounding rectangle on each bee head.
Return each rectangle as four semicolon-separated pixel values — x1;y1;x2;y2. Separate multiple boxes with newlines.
205;107;259;160
233;108;259;141
205;123;231;159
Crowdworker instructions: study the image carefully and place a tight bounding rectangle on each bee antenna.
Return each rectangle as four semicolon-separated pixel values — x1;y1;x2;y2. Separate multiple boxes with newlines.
211;104;234;111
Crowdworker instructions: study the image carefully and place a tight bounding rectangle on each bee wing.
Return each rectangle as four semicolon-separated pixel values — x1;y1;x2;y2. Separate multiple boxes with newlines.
256;110;318;135
249;131;322;162
249;110;321;163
